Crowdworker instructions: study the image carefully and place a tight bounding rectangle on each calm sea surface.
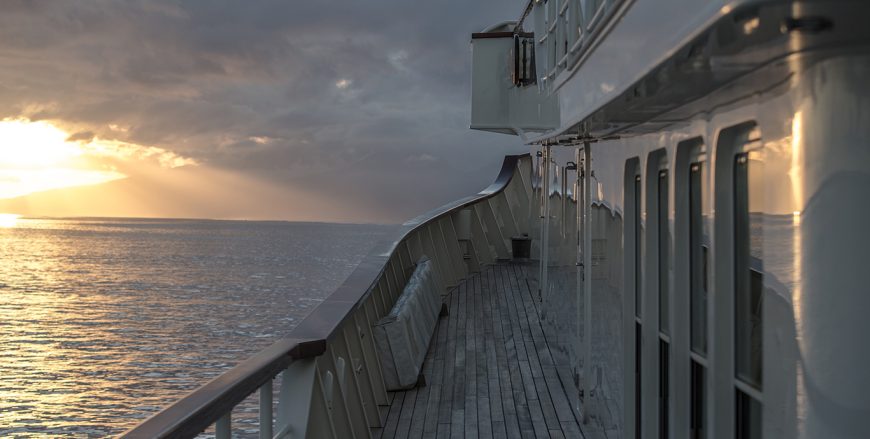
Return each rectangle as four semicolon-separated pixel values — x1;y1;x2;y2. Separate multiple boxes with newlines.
0;217;394;437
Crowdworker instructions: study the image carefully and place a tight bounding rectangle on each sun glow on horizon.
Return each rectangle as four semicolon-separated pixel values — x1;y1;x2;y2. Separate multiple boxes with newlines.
0;118;196;200
0;213;20;227
0;120;83;167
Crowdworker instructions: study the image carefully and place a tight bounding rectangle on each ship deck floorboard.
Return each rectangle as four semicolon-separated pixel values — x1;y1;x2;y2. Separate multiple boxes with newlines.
373;262;584;439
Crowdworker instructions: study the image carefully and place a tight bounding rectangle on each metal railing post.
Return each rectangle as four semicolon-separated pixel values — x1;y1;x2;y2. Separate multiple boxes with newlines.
276;359;318;438
259;380;273;439
215;413;230;439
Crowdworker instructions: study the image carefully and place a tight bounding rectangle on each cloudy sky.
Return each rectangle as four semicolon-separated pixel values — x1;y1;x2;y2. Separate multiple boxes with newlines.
0;0;527;223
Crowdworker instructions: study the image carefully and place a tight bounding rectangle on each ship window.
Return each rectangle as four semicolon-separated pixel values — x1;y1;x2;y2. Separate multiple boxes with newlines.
657;165;670;438
736;389;762;439
635;321;642;439
625;159;642;439
690;360;705;438
689;162;707;355
734;151;763;437
734;152;763;389
659;339;669;439
634;174;642;318
688;160;707;439
658;169;669;334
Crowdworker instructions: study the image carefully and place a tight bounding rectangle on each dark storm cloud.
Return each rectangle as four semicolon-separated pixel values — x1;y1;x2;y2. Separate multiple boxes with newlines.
0;0;528;222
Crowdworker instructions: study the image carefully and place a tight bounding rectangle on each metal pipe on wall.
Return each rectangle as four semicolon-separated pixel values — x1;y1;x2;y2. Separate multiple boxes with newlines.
581;142;593;422
539;144;551;300
574;146;584;418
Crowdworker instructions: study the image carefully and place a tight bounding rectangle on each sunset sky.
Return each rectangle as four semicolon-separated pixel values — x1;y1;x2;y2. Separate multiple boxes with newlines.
0;0;526;223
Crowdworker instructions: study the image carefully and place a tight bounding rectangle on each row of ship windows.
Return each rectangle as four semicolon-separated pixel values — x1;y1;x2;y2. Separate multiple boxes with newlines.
626;125;763;438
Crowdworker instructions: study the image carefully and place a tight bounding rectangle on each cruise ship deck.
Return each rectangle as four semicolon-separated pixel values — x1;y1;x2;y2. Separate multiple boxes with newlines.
374;262;583;439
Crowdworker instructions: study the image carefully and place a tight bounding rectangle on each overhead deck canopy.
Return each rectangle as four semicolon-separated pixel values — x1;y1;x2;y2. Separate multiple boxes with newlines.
472;0;870;144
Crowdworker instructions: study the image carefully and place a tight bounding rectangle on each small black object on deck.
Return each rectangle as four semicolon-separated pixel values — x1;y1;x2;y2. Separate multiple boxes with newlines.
511;234;531;260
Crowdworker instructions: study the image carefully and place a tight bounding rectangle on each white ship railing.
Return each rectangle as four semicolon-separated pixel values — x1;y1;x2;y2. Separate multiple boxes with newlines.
121;154;534;439
516;0;631;87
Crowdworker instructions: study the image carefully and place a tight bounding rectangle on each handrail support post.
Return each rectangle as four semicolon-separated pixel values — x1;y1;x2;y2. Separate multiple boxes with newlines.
276;358;317;438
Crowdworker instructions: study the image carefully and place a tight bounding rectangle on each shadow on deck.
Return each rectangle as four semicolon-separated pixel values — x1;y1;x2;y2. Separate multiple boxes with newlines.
373;262;583;439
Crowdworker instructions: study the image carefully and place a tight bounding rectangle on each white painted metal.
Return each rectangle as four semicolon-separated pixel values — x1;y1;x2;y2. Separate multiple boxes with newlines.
357;302;389;408
341;321;380;428
506;55;870;439
455;209;472;240
259;381;273;439
468;207;493;266
440;217;467;281
373;258;442;390
215;413;230;439
793;56;870;438
524;0;754;143
471;31;559;136
477;0;870;435
277;360;318;439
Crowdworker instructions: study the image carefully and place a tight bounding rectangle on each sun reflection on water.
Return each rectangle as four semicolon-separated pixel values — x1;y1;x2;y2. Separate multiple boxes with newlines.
0;218;393;436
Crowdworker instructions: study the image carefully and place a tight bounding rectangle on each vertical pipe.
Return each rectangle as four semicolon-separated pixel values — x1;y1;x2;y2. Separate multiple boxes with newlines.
216;413;231;439
562;166;568;238
260;380;273;439
538;146;545;294
575;146;584;417
582;142;593;422
540;145;551;300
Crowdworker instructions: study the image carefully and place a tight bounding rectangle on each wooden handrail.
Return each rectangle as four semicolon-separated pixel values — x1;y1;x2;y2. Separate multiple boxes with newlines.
122;338;305;438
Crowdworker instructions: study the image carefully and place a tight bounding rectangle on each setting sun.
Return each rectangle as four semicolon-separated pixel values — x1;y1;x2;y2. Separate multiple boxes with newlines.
0;119;124;199
0;213;19;227
0;120;83;167
0;118;195;200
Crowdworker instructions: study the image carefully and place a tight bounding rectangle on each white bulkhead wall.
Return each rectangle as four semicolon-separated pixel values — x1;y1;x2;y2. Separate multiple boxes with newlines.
540;52;870;438
790;54;870;439
484;1;870;437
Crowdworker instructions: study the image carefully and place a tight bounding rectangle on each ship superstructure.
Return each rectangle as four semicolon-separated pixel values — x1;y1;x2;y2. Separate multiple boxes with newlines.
124;0;870;438
470;1;870;438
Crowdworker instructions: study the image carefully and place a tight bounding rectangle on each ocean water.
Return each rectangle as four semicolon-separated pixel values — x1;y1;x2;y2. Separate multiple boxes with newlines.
0;217;395;437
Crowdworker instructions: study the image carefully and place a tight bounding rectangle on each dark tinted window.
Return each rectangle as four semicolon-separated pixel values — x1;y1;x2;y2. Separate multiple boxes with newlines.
658;170;669;333
689;162;707;355
635;322;642;439
736;389;762;439
734;153;763;389
691;360;705;439
635;175;642;318
659;339;669;438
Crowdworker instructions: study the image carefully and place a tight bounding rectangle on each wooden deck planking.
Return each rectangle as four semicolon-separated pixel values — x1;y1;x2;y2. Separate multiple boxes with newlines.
508;264;568;433
487;266;523;439
376;263;583;439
